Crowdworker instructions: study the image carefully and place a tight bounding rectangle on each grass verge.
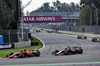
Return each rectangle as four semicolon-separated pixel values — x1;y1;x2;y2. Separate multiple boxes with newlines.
0;36;43;58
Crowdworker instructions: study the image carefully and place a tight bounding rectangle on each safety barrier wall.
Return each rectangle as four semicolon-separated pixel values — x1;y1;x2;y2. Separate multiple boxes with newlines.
0;29;30;49
34;25;100;34
14;41;31;48
67;26;100;34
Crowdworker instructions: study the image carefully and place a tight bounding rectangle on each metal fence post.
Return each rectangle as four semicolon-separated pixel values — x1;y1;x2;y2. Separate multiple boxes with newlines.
9;29;11;44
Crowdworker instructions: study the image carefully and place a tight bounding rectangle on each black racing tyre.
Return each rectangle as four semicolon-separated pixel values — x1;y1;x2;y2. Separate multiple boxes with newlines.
41;29;43;30
77;49;83;54
6;54;9;57
92;38;96;42
52;50;59;54
8;52;14;58
49;31;52;33
55;53;59;56
92;39;94;42
77;36;81;39
21;53;25;58
36;30;39;32
9;52;14;56
84;36;87;39
32;53;35;57
21;53;28;58
19;52;26;58
36;52;40;57
47;31;52;33
64;50;69;55
22;53;29;58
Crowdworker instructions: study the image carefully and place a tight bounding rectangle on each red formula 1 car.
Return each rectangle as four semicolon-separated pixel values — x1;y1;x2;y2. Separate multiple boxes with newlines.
77;35;87;39
6;49;40;58
92;37;100;42
52;46;83;56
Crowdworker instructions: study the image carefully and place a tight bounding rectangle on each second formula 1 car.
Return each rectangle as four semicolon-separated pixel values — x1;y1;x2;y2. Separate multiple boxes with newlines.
77;35;87;39
92;37;100;42
6;49;40;58
36;30;41;32
52;46;83;56
47;30;53;33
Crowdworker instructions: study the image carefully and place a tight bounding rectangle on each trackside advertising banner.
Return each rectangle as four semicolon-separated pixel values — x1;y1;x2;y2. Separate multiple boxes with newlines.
23;16;62;22
0;44;14;49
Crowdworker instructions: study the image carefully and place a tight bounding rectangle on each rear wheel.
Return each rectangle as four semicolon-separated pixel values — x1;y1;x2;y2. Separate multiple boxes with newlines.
8;52;14;58
84;36;87;39
77;36;81;39
19;53;28;58
9;52;14;56
77;49;83;54
21;53;25;58
92;38;96;42
24;54;29;58
64;50;69;55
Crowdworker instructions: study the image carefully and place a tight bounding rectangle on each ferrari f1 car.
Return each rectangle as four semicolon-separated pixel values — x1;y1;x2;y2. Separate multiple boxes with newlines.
77;35;87;39
52;46;83;56
92;37;100;42
6;49;40;58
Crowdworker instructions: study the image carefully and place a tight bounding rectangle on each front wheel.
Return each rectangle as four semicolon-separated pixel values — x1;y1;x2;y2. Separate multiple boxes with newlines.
36;52;40;56
52;50;59;55
55;53;59;56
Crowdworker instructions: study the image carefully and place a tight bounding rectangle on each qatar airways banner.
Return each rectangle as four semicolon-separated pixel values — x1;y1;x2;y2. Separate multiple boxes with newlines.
23;16;61;22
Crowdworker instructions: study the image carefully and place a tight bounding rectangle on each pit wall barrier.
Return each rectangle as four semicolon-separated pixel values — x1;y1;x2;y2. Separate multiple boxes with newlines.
14;40;31;48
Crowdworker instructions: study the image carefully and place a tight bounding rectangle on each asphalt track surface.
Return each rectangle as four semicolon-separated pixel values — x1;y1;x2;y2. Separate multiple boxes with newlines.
0;31;100;66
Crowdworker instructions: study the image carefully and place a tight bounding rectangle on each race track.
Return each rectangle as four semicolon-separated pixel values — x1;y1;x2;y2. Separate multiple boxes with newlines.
0;31;100;66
